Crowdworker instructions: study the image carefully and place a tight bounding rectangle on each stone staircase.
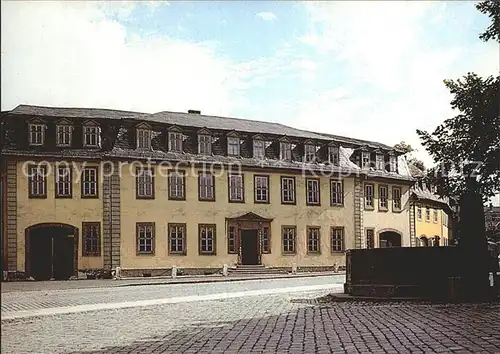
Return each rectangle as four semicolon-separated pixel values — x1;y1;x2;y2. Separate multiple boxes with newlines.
227;264;288;276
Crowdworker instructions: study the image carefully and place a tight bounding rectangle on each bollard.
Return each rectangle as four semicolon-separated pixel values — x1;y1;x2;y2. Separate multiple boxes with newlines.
115;266;121;279
291;263;297;274
222;264;228;277
172;266;177;279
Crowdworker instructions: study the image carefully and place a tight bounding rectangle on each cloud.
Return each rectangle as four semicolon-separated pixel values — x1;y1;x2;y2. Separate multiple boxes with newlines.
256;12;277;21
0;1;233;116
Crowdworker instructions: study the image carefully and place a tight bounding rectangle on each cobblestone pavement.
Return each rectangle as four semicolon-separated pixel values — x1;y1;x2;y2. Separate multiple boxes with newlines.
2;276;500;354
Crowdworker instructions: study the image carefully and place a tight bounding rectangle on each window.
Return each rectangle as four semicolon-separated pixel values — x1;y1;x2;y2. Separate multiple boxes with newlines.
228;226;237;254
199;224;216;255
254;175;269;203
365;183;374;209
198;172;215;201
433;210;438;223
328;146;339;166
281;177;296;204
198;134;212;155
137;129;151;150
168;131;183;152
280;141;291;161
307;227;320;254
330;180;343;206
443;213;448;226
228;174;244;202
137;222;155;254
55;165;72;198
331;227;344;252
82;222;101;256
168;170;185;200
136;167;154;199
82;167;98;198
376;154;385;170
306;178;320;205
56;125;72;146
29;123;44;146
379;185;388;210
417;207;422;220
168;223;186;255
426;208;431;222
83;125;100;147
253;139;265;159
282;226;296;254
262;227;270;253
393;187;402;211
304;144;316;162
361;151;370;168
28;165;47;198
227;137;240;156
366;229;374;249
390;155;398;172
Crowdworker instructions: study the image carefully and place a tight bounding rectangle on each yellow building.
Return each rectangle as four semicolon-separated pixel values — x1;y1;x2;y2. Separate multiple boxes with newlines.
1;105;415;280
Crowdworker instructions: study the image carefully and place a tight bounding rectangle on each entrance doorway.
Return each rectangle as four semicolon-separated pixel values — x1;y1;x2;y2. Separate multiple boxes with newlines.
241;229;259;265
26;224;77;280
379;231;402;248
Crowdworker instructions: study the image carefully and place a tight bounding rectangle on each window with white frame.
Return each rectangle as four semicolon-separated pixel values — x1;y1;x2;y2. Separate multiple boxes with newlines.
426;208;431;222
28;165;46;197
168;223;186;255
417;207;422;220
281;177;295;204
227;137;240;156
228;174;244;202
198;134;212;155
56;124;72;146
168;170;185;200
55;166;72;197
83;125;100;147
361;151;370;168
136;222;155;254
282;226;296;254
228;226;237;254
136;167;154;199
82;167;98;197
254;175;269;203
29;124;45;146
306;178;320;205
307;227;320;253
199;224;216;255
253;139;265;159
376;154;385;170
366;229;375;249
365;184;374;208
199;172;215;201
137;129;151;150
390;155;398;172
331;227;344;252
262;227;270;253
280;141;292;161
392;187;402;210
168;131;183;152
330;180;343;206
304;144;316;162
379;185;388;209
433;210;438;223
328;146;339;166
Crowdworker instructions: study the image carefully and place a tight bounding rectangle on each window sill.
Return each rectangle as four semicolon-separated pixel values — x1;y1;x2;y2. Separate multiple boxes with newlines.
55;195;73;199
136;252;155;256
168;196;186;201
306;203;321;207
378;208;389;213
306;251;321;256
254;200;270;204
82;255;101;258
281;201;296;205
330;203;344;208
198;252;217;256
199;198;216;202
136;196;155;200
168;252;187;256
82;194;99;199
282;252;296;256
331;251;345;254
29;195;47;199
364;206;375;211
229;199;245;204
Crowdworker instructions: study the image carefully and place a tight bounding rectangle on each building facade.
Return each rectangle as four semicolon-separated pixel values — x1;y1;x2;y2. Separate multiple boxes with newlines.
1;105;414;280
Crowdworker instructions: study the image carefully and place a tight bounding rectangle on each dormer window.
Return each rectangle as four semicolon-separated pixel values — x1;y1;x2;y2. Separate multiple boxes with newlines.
56;124;72;146
29;123;45;146
198;134;212;155
168;131;183;152
83;124;100;148
280;141;292;161
390;155;398;173
361;151;370;168
304;143;316;162
376;154;385;170
328;146;339;166
227;137;240;156
253;138;265;159
137;128;151;150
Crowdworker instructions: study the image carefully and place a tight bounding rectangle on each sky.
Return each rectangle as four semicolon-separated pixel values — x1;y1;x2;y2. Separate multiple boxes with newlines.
1;1;499;204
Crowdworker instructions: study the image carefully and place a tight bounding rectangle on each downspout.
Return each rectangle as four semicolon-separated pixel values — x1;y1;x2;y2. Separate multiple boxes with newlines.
108;170;113;274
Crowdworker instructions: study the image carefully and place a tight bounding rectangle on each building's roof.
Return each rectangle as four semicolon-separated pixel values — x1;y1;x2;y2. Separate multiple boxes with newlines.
313;132;394;151
408;164;425;178
8;104;142;120
412;187;451;210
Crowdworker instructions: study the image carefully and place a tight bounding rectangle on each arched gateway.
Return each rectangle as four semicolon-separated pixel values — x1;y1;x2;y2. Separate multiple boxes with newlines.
378;229;402;248
25;223;79;281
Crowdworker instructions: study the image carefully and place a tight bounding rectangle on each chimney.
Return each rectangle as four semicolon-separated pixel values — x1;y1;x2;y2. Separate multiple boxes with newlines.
188;109;201;114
